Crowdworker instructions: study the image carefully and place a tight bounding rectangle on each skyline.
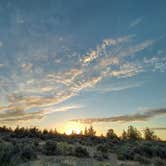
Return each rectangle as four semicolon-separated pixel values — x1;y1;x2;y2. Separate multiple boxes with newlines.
0;0;166;139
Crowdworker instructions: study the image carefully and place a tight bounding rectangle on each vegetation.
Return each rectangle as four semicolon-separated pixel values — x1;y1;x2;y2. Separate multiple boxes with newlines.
0;125;165;165
143;127;159;141
74;146;89;157
43;140;59;155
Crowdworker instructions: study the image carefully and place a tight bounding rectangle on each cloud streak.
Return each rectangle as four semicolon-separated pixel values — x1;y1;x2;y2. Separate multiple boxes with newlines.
0;105;81;123
129;17;143;28
71;108;166;124
150;127;166;131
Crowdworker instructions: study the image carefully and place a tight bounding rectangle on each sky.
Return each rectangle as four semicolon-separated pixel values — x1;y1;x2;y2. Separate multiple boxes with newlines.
0;0;166;139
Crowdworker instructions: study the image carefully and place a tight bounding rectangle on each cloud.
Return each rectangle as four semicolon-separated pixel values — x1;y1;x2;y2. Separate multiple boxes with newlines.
130;17;143;28
71;108;166;124
150;127;166;131
81;35;133;64
0;32;162;124
47;68;83;86
0;109;44;123
0;104;81;123
81;50;97;63
0;64;5;68
0;72;101;118
93;81;143;93
117;40;154;58
144;56;166;72
99;57;120;68
40;105;82;115
3;91;76;112
0;41;3;47
21;63;33;71
110;63;143;78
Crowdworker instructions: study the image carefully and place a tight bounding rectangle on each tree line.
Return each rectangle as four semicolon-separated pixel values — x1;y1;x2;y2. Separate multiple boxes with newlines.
0;125;161;141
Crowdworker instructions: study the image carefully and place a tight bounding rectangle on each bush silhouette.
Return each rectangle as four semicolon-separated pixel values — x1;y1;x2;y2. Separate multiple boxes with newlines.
106;129;118;140
20;144;37;161
93;151;108;161
58;142;73;155
43;140;59;155
0;142;15;165
96;144;108;153
74;146;89;157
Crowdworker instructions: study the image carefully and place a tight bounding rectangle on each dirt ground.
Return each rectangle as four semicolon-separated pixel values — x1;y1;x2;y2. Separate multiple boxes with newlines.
20;155;144;166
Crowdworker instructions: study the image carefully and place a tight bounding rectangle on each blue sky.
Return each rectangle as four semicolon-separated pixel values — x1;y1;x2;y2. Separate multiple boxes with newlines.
0;0;166;138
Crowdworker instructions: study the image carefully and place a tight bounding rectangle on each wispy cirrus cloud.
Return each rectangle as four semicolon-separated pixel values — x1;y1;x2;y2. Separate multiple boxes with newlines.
71;108;166;124
92;81;143;93
144;56;166;72
81;35;133;64
0;32;164;124
0;105;81;123
129;17;143;28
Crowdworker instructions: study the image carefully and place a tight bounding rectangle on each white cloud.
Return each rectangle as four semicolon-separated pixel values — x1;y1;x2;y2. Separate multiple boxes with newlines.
0;41;3;47
81;35;134;64
130;17;143;28
0;64;5;68
144;56;166;72
21;63;33;71
94;82;143;93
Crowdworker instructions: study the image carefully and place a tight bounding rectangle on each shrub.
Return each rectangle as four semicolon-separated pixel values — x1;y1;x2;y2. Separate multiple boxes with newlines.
98;164;112;166
93;151;109;161
33;139;39;147
134;154;150;164
153;158;166;166
152;144;166;159
58;142;73;155
0;142;16;165
43;140;59;155
96;144;108;153
133;141;166;158
20;144;37;161
74;146;89;157
117;144;135;160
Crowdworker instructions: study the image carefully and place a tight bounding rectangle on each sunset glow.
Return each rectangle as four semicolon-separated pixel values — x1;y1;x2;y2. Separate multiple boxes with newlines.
0;0;165;140
65;129;81;135
62;122;84;135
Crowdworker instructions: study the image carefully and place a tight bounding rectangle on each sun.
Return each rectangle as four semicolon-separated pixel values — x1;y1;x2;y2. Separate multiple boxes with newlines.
65;128;81;135
62;121;84;135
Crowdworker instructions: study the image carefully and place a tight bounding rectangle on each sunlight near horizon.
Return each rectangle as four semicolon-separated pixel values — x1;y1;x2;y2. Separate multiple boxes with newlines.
65;128;81;135
62;122;85;135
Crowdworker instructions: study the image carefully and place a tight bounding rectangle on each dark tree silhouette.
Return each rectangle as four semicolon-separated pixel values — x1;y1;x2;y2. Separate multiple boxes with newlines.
86;126;96;136
121;130;128;140
106;129;118;139
143;128;159;141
